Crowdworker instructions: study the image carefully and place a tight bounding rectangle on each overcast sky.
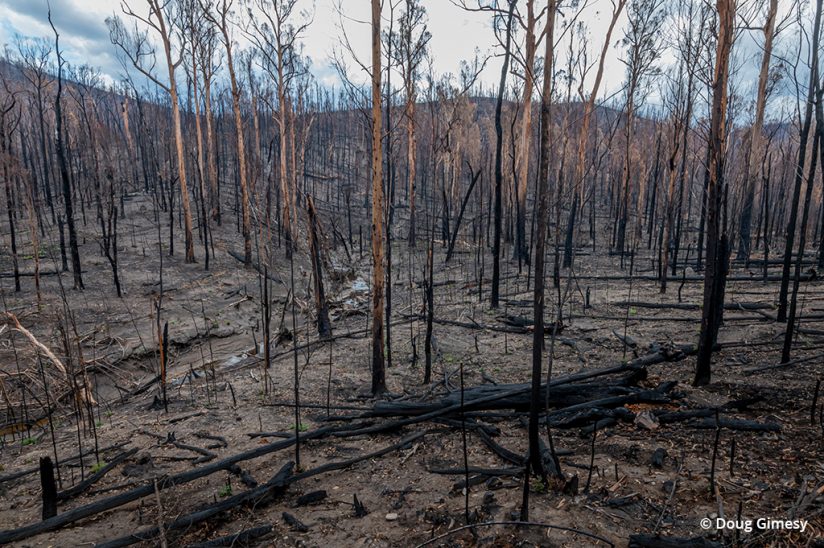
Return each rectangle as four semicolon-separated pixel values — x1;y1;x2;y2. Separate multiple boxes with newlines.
0;0;805;115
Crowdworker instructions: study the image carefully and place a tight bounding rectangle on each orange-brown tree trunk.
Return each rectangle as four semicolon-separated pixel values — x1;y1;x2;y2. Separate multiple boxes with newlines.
370;0;386;395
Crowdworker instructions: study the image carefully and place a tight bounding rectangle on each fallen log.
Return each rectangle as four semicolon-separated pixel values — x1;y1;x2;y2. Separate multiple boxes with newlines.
572;273;815;282
743;352;824;375
96;431;426;547
96;462;296;548
428;466;522;476
0;441;130;485
57;448;138;502
613;301;773;311
335;347;694;438
185;525;273;548
0;424;351;544
369;374;646;417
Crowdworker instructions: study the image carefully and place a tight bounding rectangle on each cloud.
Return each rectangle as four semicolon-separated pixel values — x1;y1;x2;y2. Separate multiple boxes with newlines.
0;0;124;85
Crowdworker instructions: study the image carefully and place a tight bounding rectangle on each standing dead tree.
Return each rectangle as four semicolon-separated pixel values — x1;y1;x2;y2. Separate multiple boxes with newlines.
392;0;430;248
107;0;197;263
563;0;627;269
514;0;538;267
782;0;823;363
777;0;822;323
736;0;778;263
306;195;332;338
525;0;557;508
694;0;736;387
492;0;517;308
0;74;21;292
202;0;252;267
182;0;211;270
371;0;387;395
49;10;84;289
246;0;311;259
615;0;664;258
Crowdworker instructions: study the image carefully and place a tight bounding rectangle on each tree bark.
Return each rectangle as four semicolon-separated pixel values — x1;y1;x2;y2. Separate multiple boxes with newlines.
371;0;386;395
737;0;777;262
491;0;517;309
695;0;736;386
527;0;556;487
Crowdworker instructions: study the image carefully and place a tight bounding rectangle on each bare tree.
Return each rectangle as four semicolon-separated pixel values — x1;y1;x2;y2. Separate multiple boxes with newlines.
694;0;736;387
108;0;197;263
182;0;211;269
202;0;252;266
736;0;778;262
782;0;823;362
392;0;431;247
49;11;84;289
16;37;56;223
371;0;386;395
491;0;517;308
563;0;627;268
514;0;537;266
247;0;311;258
777;0;822;322
615;0;664;257
526;0;557;504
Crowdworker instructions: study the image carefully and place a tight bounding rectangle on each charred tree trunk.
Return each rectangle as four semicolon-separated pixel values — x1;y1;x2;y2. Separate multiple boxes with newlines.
783;76;822;363
780;0;822;322
695;0;735;387
491;0;516;309
370;0;386;395
527;0;556;491
50;14;83;290
307;196;332;339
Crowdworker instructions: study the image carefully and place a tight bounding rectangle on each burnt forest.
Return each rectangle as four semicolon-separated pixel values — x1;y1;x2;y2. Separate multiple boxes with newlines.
0;0;823;546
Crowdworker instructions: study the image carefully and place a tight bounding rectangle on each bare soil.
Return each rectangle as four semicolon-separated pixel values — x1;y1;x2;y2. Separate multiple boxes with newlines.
1;195;822;547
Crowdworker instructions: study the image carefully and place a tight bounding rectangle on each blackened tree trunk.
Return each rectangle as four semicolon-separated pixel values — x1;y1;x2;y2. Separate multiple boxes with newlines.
307;196;332;338
0;89;19;292
491;0;517;309
371;0;386;395
527;0;556;491
695;0;735;386
424;236;434;385
737;0;777;262
50;14;83;290
783;77;822;363
778;0;821;322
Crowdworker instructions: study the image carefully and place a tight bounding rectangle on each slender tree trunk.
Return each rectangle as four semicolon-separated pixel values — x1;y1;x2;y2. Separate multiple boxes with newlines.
202;73;220;226
564;0;626;268
527;0;556;493
737;0;777;262
491;0;516;309
778;0;822;322
695;0;736;386
50;18;84;289
515;0;536;266
407;99;417;247
166;58;196;263
370;0;386;395
190;52;210;270
307;195;332;338
219;23;252;267
783;77;822;363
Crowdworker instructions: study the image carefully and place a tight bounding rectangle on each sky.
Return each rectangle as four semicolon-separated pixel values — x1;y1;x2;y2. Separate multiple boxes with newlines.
0;0;635;92
0;0;805;114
